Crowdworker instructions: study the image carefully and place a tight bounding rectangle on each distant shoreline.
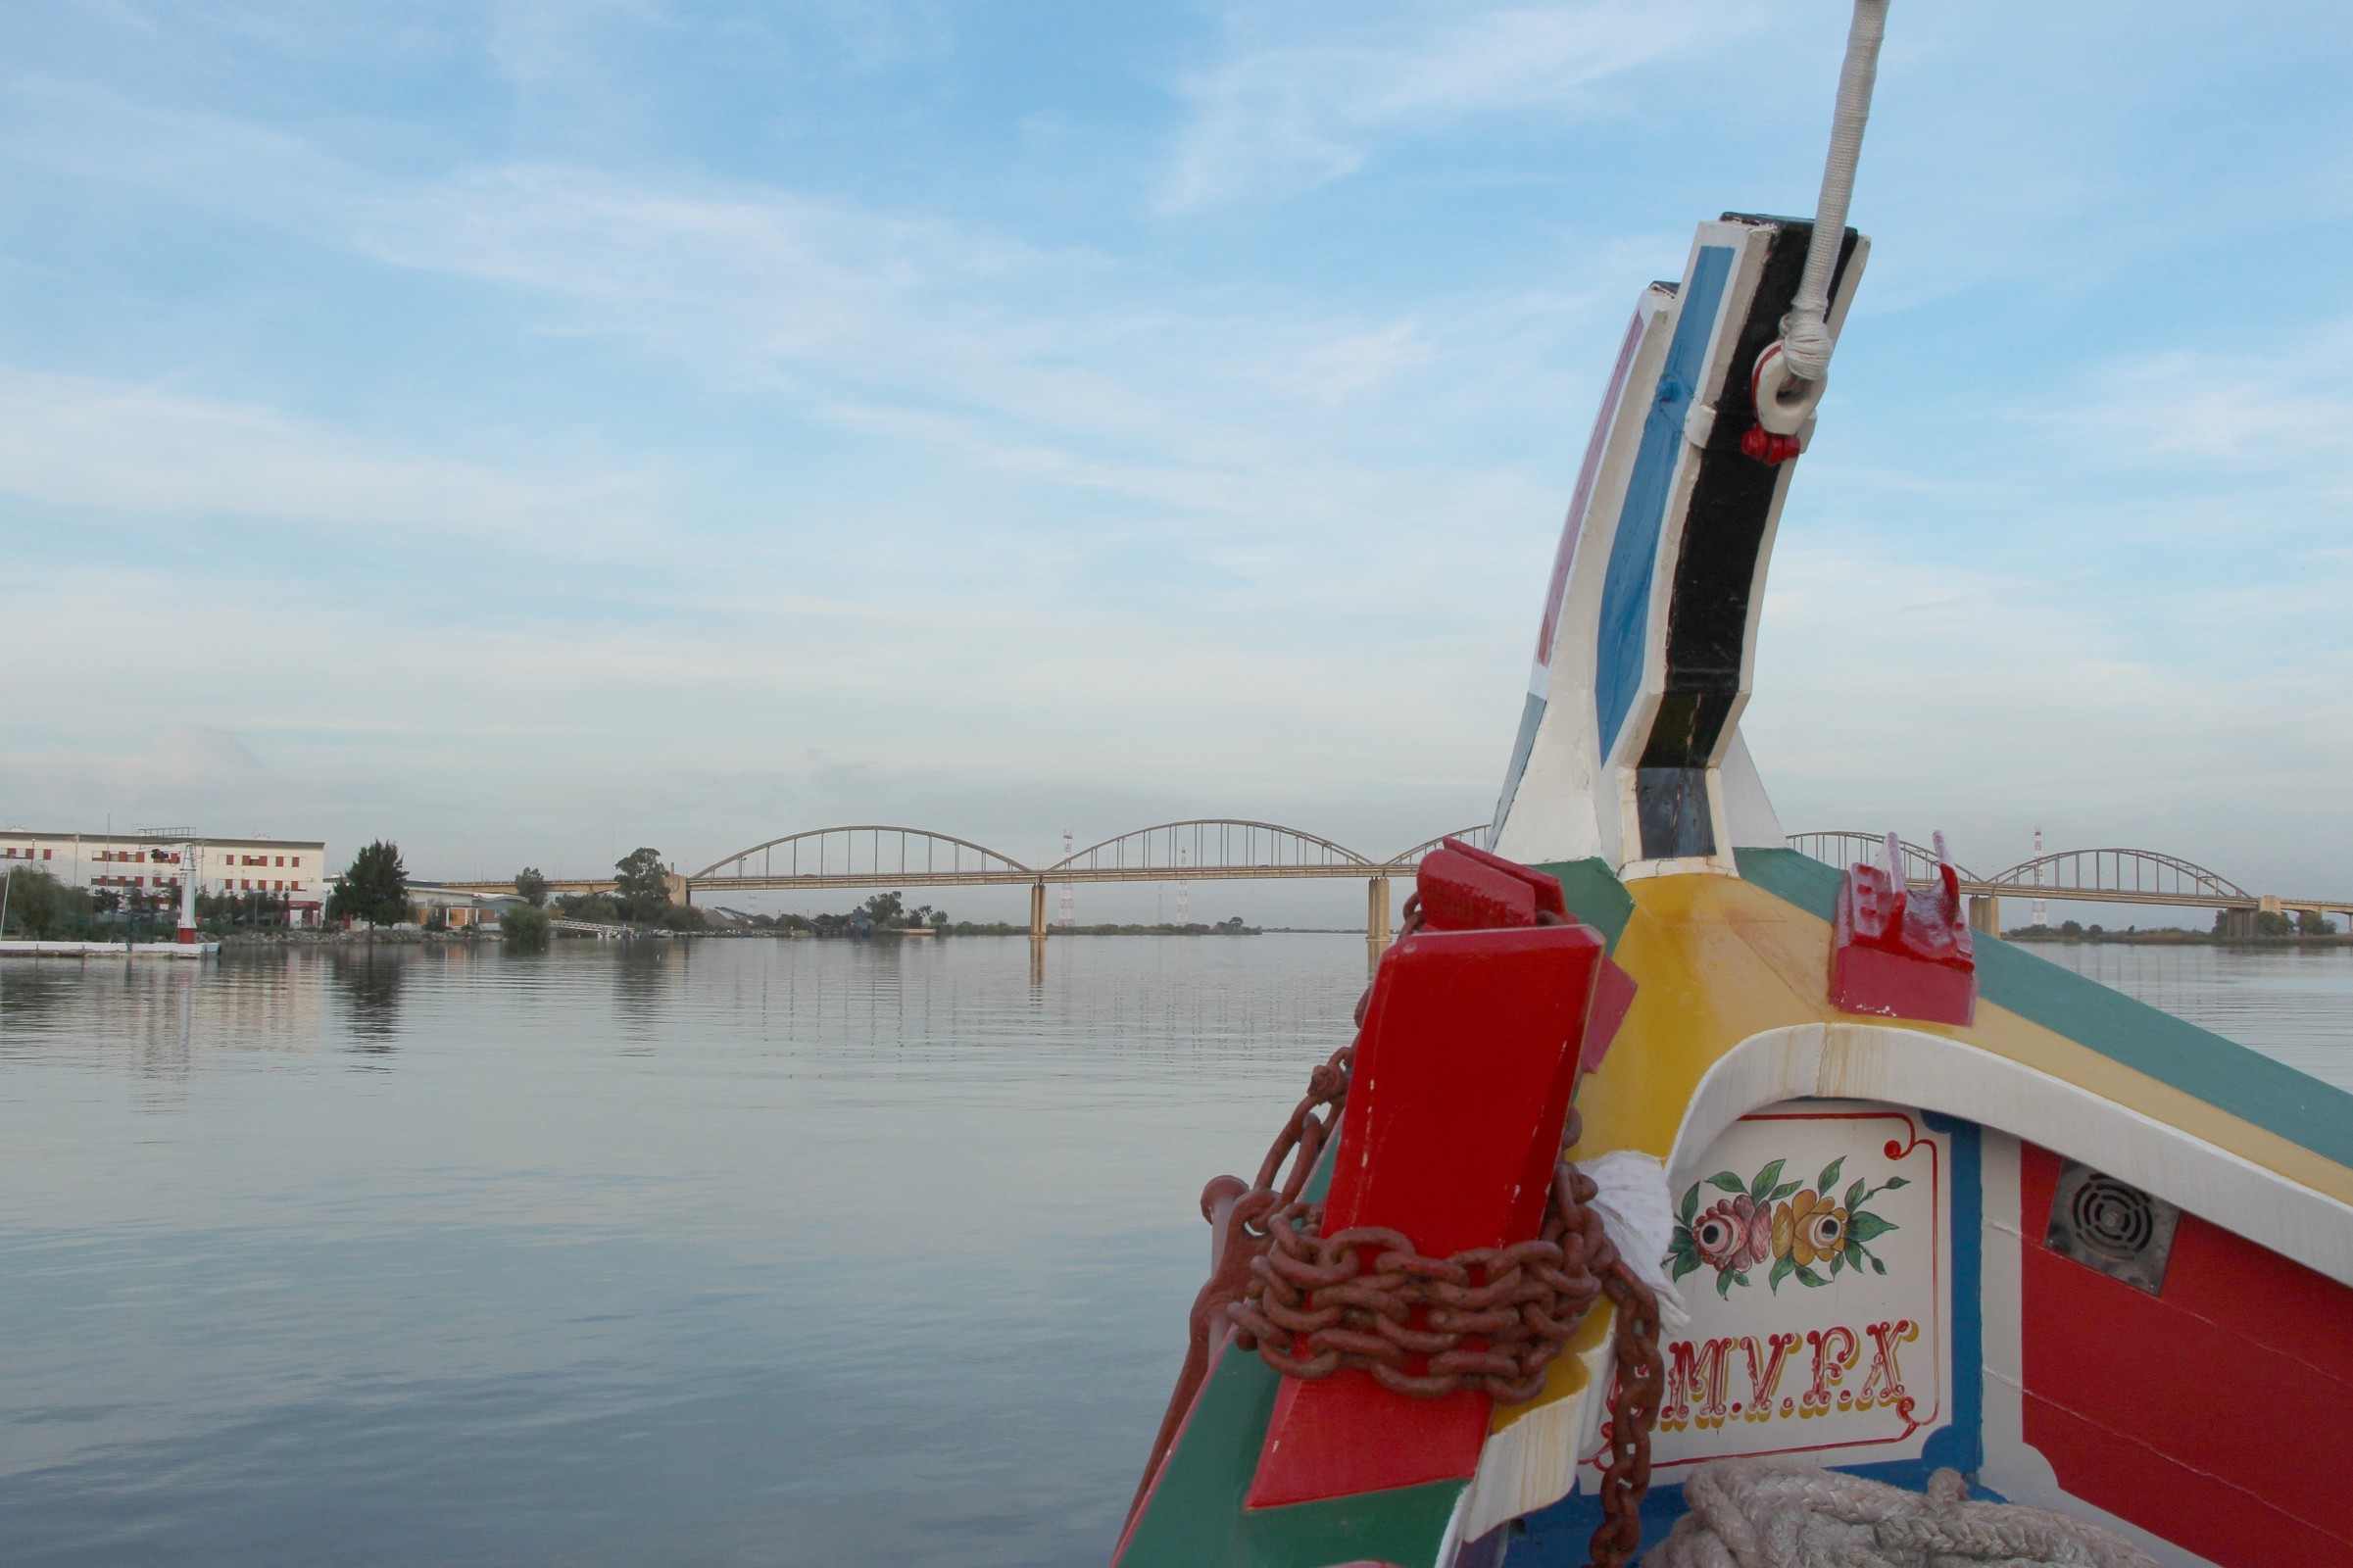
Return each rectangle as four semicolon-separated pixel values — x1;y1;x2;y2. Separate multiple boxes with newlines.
2003;929;2352;948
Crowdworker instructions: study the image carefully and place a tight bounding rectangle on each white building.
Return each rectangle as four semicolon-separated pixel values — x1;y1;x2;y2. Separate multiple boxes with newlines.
0;829;331;926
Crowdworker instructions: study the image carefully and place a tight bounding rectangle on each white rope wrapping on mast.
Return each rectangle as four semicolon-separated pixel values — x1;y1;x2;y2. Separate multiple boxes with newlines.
1781;0;1887;384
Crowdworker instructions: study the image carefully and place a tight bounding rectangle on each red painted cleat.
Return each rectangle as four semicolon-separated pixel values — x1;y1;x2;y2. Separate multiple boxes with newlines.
1831;832;1975;1026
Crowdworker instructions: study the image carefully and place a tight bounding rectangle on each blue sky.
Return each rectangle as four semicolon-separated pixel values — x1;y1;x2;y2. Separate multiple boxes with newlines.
4;1;2350;915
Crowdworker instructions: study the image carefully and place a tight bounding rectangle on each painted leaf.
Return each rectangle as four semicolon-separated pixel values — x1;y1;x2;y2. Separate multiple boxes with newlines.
1716;1268;1736;1299
1707;1171;1745;1195
1869;1254;1887;1276
1793;1264;1826;1288
1847;1211;1897;1243
1767;1253;1795;1294
1829;1250;1844;1276
1671;1251;1702;1282
1767;1182;1800;1202
1680;1183;1700;1224
1749;1159;1787;1201
1817;1155;1845;1195
1843;1239;1864;1271
1883;1177;1909;1190
1843;1177;1867;1212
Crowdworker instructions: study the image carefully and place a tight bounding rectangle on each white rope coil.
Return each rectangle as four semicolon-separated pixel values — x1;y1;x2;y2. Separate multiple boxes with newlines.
1779;0;1887;385
1645;1460;2162;1568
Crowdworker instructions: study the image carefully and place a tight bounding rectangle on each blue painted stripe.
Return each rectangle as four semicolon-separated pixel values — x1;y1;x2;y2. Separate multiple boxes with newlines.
1593;245;1733;761
1490;690;1547;839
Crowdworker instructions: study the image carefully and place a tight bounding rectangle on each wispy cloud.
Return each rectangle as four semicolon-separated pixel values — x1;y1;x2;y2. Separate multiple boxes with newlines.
0;367;650;543
2050;321;2353;475
1158;2;1754;211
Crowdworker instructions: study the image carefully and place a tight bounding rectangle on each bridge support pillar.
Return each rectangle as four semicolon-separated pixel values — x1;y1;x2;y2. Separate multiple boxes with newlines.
1366;876;1392;949
1968;895;2000;937
1029;880;1048;941
2220;907;2255;939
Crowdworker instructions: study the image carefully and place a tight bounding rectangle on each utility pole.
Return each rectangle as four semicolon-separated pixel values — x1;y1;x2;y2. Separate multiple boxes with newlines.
2031;827;2048;929
1057;830;1075;929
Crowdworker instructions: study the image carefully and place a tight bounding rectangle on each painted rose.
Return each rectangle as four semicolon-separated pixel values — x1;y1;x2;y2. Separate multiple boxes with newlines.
1773;1189;1851;1267
1690;1194;1772;1271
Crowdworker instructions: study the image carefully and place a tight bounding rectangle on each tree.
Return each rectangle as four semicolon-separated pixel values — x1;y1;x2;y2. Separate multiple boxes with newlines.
2297;909;2338;936
515;867;550;906
328;841;411;927
501;905;551;949
3;868;65;938
613;848;671;923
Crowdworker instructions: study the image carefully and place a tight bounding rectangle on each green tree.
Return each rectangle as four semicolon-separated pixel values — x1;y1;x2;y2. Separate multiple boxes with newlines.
613;848;671;923
328;840;411;927
515;867;550;906
2255;909;2294;938
860;891;907;927
3;868;65;937
501;905;551;949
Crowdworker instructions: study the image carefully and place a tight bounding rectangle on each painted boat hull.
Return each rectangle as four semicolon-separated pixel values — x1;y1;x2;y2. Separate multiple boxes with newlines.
1119;203;2353;1566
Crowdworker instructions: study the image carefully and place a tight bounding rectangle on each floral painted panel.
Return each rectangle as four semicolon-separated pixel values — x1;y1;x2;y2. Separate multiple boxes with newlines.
1669;1154;1907;1298
1641;1101;1951;1474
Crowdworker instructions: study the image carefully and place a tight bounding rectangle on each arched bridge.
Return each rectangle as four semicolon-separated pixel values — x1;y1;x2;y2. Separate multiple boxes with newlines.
674;819;1495;939
1789;831;2351;930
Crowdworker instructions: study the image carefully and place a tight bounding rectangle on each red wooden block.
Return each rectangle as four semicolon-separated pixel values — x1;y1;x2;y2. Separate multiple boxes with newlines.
1582;956;1637;1075
1439;839;1569;920
1414;847;1538;931
1830;858;1974;1026
1245;921;1603;1509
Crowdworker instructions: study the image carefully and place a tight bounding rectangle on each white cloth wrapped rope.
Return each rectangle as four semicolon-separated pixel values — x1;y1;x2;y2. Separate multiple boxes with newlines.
1576;1149;1691;1335
1646;1460;2162;1568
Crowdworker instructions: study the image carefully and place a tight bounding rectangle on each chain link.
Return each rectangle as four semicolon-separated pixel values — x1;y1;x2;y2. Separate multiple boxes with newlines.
1124;914;1661;1567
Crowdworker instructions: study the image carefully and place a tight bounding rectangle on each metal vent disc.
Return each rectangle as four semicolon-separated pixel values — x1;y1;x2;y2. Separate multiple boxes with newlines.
2044;1159;2179;1295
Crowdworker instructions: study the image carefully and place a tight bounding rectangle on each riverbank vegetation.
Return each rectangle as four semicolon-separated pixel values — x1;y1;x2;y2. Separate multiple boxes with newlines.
719;893;1259;938
2005;914;2343;944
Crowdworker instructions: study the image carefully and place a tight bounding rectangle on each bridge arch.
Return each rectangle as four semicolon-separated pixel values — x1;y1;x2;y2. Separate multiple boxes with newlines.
1046;819;1373;879
1980;848;2250;904
1787;830;1979;886
1381;824;1496;869
690;826;1034;885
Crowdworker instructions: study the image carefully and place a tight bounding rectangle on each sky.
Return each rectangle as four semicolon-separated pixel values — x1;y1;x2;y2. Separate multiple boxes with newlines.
3;1;2350;922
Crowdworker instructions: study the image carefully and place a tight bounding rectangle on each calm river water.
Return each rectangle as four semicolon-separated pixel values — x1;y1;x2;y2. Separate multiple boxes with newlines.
1;935;2346;1566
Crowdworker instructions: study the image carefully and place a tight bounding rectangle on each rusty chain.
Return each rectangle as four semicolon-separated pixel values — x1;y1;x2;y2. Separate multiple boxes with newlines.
1591;1257;1662;1568
1125;901;1660;1568
1226;1156;1608;1403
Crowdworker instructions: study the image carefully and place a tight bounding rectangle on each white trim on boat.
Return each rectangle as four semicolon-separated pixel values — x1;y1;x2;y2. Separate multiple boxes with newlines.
1665;1023;2353;1288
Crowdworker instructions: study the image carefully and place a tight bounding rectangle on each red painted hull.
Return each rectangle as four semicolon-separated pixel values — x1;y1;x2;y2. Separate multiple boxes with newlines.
2019;1143;2353;1565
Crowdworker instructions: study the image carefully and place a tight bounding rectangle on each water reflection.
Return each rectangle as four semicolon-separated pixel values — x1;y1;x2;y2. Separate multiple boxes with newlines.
0;937;2340;1568
611;941;685;1046
328;948;407;1054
